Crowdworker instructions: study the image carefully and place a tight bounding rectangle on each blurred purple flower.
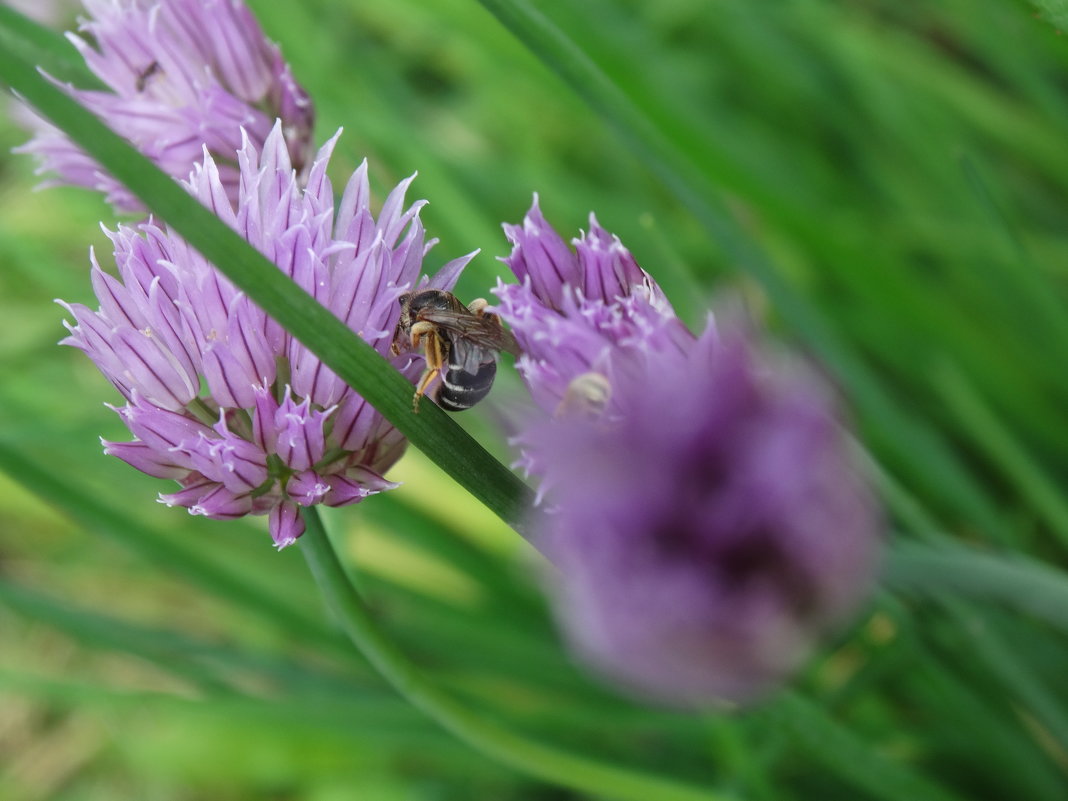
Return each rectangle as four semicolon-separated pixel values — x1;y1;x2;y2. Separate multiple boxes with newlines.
493;199;881;705
59;122;472;548
17;0;314;213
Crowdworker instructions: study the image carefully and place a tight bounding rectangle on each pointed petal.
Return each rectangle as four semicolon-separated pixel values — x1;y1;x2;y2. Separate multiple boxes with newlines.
269;502;305;549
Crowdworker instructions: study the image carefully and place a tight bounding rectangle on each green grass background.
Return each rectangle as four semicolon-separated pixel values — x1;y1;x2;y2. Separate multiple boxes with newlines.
1;0;1067;799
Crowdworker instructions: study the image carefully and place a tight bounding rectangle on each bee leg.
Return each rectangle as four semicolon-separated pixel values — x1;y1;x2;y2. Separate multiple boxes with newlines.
390;323;405;356
391;293;413;356
412;367;437;412
467;298;503;328
467;297;521;358
410;322;446;413
409;321;434;352
467;298;489;315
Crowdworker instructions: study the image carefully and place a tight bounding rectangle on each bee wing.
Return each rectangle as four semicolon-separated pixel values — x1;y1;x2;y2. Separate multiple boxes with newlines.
414;307;521;359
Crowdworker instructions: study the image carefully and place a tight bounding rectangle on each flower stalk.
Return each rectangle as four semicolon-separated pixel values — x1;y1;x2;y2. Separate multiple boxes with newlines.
298;505;727;801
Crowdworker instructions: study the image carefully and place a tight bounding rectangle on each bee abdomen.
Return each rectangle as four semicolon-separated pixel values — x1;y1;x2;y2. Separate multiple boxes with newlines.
435;361;497;412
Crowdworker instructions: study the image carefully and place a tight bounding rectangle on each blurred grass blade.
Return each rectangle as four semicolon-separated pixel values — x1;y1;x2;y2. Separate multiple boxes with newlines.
958;155;1068;347
471;0;1009;542
872;598;1068;801
359;497;543;612
933;362;1068;549
0;440;353;658
886;540;1068;635
0;6;104;89
301;507;728;801
0;670;444;745
0;33;533;534
0;578;246;693
1031;1;1068;30
942;599;1068;754
768;693;966;801
0;577;408;712
879;520;1068;765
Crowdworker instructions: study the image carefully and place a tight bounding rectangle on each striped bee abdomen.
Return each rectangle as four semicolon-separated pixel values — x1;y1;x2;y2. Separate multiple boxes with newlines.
435;359;497;412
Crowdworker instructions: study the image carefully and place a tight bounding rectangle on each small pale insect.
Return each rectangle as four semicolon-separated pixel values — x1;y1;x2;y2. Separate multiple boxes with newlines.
391;289;520;412
555;372;612;420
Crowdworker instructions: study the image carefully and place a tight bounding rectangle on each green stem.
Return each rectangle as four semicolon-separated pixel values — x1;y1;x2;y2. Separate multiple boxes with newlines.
885;540;1068;637
299;507;729;801
0;6;105;89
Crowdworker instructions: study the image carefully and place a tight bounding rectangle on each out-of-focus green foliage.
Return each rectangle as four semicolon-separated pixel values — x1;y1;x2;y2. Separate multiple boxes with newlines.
1;1;1066;799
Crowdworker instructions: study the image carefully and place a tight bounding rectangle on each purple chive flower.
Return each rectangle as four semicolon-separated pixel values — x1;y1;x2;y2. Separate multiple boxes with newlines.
493;199;881;705
17;0;314;213
59;122;473;548
494;195;692;422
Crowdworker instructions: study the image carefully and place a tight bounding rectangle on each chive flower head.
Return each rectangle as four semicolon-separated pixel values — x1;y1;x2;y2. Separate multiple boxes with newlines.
59;123;471;547
18;0;314;212
493;199;881;704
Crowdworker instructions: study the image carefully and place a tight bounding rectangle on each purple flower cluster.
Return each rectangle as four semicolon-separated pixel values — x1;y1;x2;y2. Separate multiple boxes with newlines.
494;196;692;444
493;199;881;704
21;0;883;705
18;0;313;212
59;123;470;547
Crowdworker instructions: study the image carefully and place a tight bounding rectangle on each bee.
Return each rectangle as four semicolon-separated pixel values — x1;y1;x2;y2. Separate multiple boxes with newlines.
392;289;520;412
